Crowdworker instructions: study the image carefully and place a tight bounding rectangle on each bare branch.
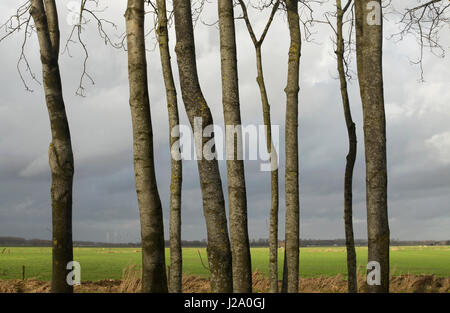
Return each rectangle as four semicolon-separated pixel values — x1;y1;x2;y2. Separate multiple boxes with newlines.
0;1;40;91
391;0;449;81
62;0;122;96
237;0;280;47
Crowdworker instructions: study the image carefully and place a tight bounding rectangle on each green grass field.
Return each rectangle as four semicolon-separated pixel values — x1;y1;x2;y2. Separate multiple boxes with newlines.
0;246;449;282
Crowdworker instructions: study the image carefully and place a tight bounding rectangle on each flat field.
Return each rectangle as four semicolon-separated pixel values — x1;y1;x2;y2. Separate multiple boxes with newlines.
0;246;449;282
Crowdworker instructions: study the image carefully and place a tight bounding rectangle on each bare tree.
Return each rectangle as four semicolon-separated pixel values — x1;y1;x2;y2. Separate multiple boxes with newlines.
173;0;233;292
355;0;390;293
1;0;126;293
155;0;183;293
29;0;75;293
336;0;357;293
284;0;301;293
125;0;168;293
237;0;280;293
0;0;76;293
311;0;357;293
218;0;252;293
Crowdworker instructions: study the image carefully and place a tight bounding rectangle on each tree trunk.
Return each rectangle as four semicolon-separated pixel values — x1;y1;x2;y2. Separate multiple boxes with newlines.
125;0;168;293
255;46;280;294
173;0;233;293
156;0;183;294
30;0;74;294
355;0;390;293
218;0;252;293
237;0;280;292
284;0;301;293
336;0;357;294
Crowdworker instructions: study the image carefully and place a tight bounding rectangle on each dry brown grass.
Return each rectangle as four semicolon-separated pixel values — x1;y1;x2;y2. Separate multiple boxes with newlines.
118;264;141;292
0;267;448;293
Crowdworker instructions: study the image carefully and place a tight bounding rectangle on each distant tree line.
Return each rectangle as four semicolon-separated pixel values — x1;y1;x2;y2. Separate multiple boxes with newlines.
1;237;448;248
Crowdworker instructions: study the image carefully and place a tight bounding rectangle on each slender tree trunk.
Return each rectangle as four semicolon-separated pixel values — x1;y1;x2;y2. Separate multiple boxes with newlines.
238;0;280;293
284;0;301;293
125;0;168;293
173;0;233;293
30;0;74;294
218;0;252;293
336;0;357;294
256;45;280;294
355;0;390;293
156;0;183;294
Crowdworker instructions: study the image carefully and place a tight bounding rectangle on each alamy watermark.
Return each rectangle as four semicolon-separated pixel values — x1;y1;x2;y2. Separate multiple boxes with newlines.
66;261;81;286
367;1;382;26
366;261;381;286
171;118;280;172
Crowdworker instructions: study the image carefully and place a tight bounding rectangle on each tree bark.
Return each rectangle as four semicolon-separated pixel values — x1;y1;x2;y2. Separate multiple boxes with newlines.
218;0;252;293
255;41;280;296
156;0;183;294
284;0;301;293
336;0;357;294
355;0;390;293
125;0;168;293
173;0;233;293
237;0;280;293
30;0;74;293
43;0;59;58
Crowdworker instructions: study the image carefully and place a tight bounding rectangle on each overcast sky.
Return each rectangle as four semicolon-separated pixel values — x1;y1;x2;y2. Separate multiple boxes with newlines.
0;1;449;243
